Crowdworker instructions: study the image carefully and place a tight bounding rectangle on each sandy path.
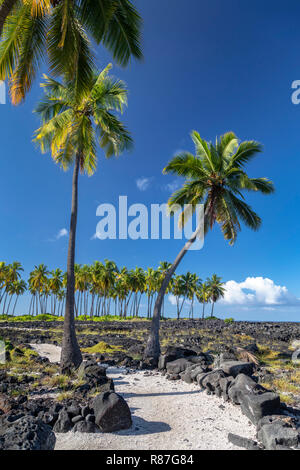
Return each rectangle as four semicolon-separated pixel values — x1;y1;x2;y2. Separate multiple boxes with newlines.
55;368;255;450
29;344;255;450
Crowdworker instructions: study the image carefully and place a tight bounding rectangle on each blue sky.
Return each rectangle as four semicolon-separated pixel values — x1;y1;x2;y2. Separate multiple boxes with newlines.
1;0;300;320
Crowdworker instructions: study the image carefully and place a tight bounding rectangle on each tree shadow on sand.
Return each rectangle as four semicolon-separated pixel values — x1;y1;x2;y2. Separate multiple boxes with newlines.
113;416;171;436
122;390;200;399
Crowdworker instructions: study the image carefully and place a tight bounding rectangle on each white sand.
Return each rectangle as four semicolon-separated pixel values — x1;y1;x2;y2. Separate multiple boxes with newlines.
30;343;61;363
29;343;256;450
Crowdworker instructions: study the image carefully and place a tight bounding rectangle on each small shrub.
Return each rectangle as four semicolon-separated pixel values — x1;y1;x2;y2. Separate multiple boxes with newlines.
224;317;234;324
82;341;125;354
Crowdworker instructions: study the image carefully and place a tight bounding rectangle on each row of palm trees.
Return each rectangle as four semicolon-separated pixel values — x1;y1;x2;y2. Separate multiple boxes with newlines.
0;260;225;319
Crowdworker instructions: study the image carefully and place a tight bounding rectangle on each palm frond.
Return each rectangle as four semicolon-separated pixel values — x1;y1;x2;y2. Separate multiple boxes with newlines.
191;131;211;162
10;9;48;104
96;110;133;157
163;152;207;179
0;4;30;80
218;131;239;158
78;0;143;66
228;141;263;168
48;1;94;98
240;176;275;194
227;191;262;230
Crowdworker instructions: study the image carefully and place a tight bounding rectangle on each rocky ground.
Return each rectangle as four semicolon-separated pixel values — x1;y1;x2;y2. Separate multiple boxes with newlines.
0;319;299;450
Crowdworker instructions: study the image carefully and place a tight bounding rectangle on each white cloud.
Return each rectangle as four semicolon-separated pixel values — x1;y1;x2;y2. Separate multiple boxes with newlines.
48;228;68;242
220;277;299;307
163;180;181;193
168;294;177;306
136;177;152;191
56;228;68;239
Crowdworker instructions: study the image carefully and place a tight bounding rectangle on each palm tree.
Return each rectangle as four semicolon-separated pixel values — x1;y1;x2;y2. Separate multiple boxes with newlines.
49;268;63;315
0;0;142;104
28;264;49;314
34;65;133;373
145;268;157;319
11;279;27;315
2;262;23;315
157;261;172;319
196;281;210;319
206;274;225;317
187;272;199;319
0;261;7;308
171;275;184;320
144;131;275;362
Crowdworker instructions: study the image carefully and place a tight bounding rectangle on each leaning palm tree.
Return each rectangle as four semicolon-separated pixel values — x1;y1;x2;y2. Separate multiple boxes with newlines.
34;64;133;373
144;131;274;362
0;0;142;104
206;274;225;317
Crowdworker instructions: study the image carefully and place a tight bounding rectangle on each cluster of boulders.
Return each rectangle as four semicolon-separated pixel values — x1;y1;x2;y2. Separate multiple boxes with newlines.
0;359;133;450
158;346;300;450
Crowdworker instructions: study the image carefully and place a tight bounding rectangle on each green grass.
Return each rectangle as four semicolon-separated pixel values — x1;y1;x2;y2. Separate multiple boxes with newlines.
82;341;125;354
0;314;150;322
0;314;64;322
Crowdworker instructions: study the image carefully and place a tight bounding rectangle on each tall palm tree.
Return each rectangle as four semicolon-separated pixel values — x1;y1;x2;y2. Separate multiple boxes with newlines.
34;65;132;372
11;279;27;315
144;131;275;362
0;0;142;104
186;272;199;319
2;261;23;315
49;268;63;314
171;275;184;320
196;281;211;319
28;264;49;314
206;274;225;317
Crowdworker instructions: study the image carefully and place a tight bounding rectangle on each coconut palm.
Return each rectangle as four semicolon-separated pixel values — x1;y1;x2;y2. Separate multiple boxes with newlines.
28;264;49;314
49;268;63;315
196;281;211;319
145;268;158;319
0;0;142;104
206;274;225;317
2;262;23;315
11;279;27;315
144;131;275;362
130;267;145;317
34;65;132;372
187;272;199;319
0;261;7;307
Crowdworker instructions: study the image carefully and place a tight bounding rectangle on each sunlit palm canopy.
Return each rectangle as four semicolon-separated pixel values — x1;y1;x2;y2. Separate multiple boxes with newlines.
33;63;133;173
0;0;142;104
164;131;275;245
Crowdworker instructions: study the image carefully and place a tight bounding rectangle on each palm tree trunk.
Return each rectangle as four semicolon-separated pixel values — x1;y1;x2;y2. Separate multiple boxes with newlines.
211;302;215;317
144;224;202;362
12;295;18;315
60;153;82;373
0;0;18;37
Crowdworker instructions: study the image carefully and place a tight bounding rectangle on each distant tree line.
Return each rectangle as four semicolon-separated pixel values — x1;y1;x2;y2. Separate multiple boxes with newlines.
0;260;225;319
